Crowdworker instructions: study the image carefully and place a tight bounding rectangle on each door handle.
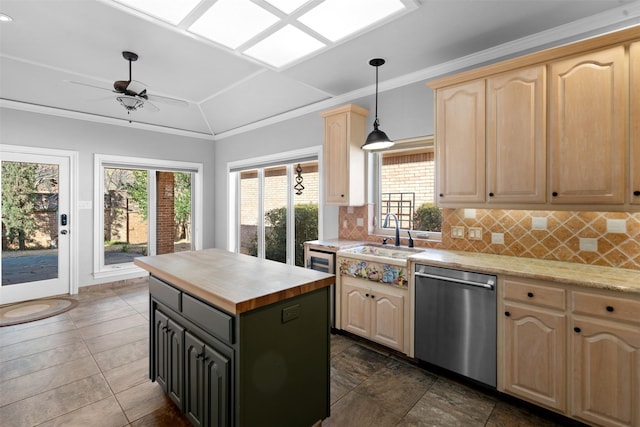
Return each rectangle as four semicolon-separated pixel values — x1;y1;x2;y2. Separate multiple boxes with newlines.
60;230;68;235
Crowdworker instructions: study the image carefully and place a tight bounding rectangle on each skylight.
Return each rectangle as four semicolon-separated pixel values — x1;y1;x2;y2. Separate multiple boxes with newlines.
299;0;406;42
244;25;325;68
113;0;201;25
109;0;415;69
189;0;279;49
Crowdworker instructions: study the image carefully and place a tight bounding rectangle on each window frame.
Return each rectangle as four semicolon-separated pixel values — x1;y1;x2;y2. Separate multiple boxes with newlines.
374;135;441;241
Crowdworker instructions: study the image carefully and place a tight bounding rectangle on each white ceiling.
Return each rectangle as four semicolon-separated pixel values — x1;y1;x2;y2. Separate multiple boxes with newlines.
1;0;639;140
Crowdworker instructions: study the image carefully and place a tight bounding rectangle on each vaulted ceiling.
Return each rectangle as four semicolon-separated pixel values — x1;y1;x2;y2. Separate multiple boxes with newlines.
1;0;639;140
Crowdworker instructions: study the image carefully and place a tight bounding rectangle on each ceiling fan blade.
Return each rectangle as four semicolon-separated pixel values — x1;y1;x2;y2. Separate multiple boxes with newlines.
126;80;147;95
66;80;114;93
146;94;189;108
142;100;160;113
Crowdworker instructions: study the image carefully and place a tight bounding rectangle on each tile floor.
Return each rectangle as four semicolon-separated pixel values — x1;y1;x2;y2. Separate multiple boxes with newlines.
0;279;579;427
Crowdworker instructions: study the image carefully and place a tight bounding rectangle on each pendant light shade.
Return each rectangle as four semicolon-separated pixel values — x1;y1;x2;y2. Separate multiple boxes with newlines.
362;58;393;151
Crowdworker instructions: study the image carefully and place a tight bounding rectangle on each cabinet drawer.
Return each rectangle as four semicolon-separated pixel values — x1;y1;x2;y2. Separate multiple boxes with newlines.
149;276;181;312
572;291;640;325
182;294;233;344
503;279;565;310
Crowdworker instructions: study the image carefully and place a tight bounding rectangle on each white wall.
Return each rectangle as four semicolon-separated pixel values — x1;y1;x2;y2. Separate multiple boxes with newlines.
213;81;434;249
0;107;216;288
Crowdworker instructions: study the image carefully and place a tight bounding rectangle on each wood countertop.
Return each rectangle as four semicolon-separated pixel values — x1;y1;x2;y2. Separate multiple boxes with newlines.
409;248;640;295
134;248;335;314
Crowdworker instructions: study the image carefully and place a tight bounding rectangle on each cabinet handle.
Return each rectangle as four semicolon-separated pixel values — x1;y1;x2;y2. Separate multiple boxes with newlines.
527;292;534;298
552;192;558;197
162;326;168;331
489;192;494;197
606;305;614;312
505;311;511;317
634;190;640;196
574;327;581;333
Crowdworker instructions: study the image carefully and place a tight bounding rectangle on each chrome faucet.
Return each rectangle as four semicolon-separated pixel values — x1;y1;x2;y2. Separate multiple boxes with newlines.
383;212;401;246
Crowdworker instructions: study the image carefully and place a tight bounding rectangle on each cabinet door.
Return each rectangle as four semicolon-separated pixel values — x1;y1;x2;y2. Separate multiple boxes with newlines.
154;310;169;392
436;80;486;203
204;344;231;427
324;112;349;204
549;46;626;204
167;318;185;410
571;317;640;427
185;332;205;427
370;291;404;351
341;283;371;337
487;66;546;203
631;42;640;204
502;303;567;412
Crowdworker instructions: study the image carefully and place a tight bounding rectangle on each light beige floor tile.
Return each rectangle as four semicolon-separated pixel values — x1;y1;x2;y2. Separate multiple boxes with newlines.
77;313;146;341
103;357;149;394
0;355;100;406
72;304;138;329
0;330;84;363
0;341;90;382
93;337;148;372
37;396;129;427
0;374;112;427
115;380;169;422
84;324;148;354
0;319;77;346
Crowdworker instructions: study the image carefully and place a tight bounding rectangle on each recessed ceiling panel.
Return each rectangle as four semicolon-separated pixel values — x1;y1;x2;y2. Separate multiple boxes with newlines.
189;0;279;49
112;0;202;25
264;0;310;14
243;25;325;68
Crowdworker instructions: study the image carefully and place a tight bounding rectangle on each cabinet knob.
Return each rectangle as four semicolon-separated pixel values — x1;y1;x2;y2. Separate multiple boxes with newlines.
552;192;558;197
634;191;640;196
574;327;581;333
527;292;534;298
606;305;614;312
340;194;344;198
365;293;370;297
439;193;444;197
489;192;494;197
505;311;511;317
370;294;375;299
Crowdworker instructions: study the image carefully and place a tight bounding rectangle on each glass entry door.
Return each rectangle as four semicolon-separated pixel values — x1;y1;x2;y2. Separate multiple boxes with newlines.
1;150;71;304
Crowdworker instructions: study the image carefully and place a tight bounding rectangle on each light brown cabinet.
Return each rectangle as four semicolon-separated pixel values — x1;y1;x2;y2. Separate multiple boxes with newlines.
549;46;626;205
487;66;546;203
502;278;567;412
319;104;368;206
435;80;485;204
570;291;640;427
341;277;404;352
631;42;640;204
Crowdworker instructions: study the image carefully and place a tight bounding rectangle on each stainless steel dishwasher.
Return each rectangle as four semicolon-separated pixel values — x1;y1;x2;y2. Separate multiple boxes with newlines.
414;264;497;387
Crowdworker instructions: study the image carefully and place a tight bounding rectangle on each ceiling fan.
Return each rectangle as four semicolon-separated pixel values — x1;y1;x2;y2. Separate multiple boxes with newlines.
69;51;188;113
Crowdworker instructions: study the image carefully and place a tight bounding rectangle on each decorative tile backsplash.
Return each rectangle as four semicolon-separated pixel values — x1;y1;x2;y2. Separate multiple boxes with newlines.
339;205;640;271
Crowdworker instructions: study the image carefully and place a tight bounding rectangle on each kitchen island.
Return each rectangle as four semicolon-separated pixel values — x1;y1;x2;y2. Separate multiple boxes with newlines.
134;248;335;427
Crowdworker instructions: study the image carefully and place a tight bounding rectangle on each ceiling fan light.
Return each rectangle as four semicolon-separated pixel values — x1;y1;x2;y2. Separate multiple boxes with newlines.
116;95;144;111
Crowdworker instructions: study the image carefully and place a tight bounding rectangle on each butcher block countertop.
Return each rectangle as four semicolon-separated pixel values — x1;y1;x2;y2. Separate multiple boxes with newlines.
134;248;335;315
410;248;640;295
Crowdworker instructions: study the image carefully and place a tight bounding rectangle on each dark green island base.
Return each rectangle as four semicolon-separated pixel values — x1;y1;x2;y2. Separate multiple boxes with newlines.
135;249;333;427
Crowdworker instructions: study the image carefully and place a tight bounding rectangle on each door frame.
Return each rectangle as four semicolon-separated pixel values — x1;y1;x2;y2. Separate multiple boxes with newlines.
0;144;79;300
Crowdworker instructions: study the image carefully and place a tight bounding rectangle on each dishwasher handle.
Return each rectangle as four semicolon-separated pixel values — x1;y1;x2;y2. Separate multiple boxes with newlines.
415;271;495;290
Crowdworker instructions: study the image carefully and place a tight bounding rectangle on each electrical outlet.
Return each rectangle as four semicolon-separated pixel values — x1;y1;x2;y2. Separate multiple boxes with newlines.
451;226;465;239
579;238;598;252
468;227;482;240
491;233;504;244
531;217;547;230
606;219;626;233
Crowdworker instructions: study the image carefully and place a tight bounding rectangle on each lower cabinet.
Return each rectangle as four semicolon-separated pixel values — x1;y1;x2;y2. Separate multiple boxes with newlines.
154;309;184;410
341;277;405;352
185;332;231;427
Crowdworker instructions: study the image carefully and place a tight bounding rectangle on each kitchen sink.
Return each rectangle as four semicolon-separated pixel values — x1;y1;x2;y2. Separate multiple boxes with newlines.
339;244;424;260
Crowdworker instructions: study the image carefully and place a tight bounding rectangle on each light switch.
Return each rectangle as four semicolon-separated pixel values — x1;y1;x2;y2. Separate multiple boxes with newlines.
452;226;464;239
469;227;482;240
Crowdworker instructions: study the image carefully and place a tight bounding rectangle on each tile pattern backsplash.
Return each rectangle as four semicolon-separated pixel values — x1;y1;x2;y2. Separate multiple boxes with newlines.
339;206;640;270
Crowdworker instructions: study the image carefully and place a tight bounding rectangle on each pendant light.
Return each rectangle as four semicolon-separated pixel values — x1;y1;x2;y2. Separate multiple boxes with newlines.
361;58;393;151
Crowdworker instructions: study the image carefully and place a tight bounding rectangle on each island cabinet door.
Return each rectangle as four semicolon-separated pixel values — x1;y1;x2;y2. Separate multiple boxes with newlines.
154;310;170;392
167;318;185;410
185;331;232;427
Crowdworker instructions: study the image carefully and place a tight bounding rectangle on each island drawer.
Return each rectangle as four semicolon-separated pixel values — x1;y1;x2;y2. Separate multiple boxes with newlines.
572;291;640;325
182;293;233;344
503;278;565;310
149;276;181;312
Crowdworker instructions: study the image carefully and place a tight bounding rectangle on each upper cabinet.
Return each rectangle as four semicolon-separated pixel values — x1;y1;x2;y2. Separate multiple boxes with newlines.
549;46;626;205
320;104;368;206
428;27;640;211
436;80;486;204
487;65;546;204
631;42;640;205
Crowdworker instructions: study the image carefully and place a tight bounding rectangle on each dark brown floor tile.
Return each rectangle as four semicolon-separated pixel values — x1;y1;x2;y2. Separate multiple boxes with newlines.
425;377;496;423
103;356;149;393
0;330;84;363
85;324;148;354
0;374;112;427
116;379;169;422
37;396;129;427
0;341;89;382
323;389;403;427
485;400;565;427
129;401;191;426
93;337;148;372
329;333;355;357
78;313;146;341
